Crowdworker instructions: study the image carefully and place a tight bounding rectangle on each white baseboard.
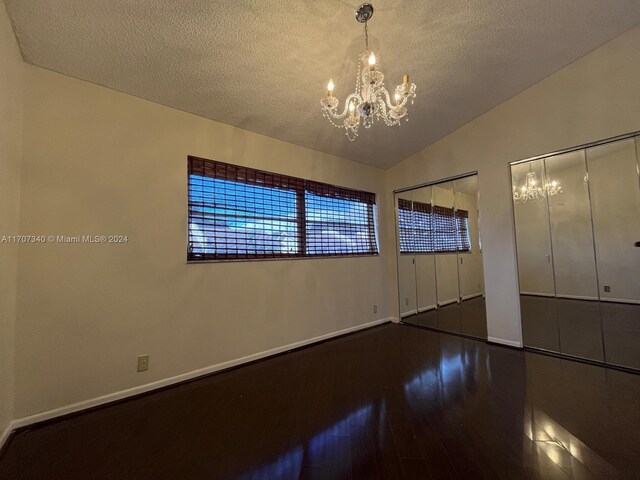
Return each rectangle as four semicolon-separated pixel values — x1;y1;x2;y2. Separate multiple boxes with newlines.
438;298;458;307
521;293;640;305
9;317;393;433
557;294;599;301
600;297;640;305
488;336;523;348
461;292;483;301
400;309;418;318
417;304;436;313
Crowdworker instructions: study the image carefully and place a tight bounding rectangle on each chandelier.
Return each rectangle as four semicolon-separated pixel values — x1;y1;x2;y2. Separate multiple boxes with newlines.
513;165;562;203
320;3;417;141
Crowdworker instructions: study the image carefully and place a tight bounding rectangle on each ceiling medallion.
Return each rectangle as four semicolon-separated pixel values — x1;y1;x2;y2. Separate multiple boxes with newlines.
320;3;417;141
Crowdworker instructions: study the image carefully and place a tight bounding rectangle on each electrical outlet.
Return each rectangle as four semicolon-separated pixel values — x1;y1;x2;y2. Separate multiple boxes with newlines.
137;355;149;372
604;285;611;293
373;304;378;314
405;297;409;306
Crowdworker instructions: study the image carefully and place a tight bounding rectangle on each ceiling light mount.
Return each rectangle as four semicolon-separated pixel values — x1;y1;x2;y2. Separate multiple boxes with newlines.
320;3;417;141
355;3;374;23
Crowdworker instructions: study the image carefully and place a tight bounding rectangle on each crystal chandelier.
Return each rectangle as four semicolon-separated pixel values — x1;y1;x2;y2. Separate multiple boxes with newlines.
513;165;562;203
320;3;417;141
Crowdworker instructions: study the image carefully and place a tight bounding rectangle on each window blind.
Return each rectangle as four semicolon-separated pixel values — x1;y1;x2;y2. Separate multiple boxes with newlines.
455;209;471;252
432;205;458;253
412;201;433;253
188;156;378;261
397;199;415;253
397;197;470;254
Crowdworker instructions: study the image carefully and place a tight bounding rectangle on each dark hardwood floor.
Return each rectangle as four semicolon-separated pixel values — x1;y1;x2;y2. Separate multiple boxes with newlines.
1;323;639;479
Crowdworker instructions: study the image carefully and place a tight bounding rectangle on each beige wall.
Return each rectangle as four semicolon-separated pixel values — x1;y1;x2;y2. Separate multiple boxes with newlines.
0;3;23;438
386;25;640;346
14;65;391;418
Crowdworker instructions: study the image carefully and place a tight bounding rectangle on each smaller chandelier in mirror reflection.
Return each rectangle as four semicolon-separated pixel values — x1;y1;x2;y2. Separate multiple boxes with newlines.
513;170;562;203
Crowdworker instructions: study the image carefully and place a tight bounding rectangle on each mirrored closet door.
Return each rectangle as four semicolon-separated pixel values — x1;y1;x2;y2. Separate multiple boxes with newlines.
394;174;486;339
511;133;640;371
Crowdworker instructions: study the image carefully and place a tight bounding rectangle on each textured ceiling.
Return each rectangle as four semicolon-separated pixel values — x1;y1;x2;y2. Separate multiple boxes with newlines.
5;1;640;169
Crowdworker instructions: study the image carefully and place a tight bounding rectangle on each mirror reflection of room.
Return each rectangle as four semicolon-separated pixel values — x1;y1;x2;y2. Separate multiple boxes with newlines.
512;134;640;371
395;174;486;339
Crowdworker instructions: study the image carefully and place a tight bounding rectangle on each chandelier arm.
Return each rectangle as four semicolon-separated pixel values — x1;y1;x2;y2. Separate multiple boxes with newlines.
396;83;417;104
323;93;363;119
379;87;399;110
396;89;412;108
375;95;400;126
376;90;402;126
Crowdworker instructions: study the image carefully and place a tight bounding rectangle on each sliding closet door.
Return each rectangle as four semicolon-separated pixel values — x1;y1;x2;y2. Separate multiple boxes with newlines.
545;151;599;299
546;150;602;360
413;186;437;314
396;174;488;338
454;176;486;338
433;182;460;333
433;183;459;306
513;134;640;370
512;159;555;296
587;138;640;302
587;138;640;369
396;192;417;318
512;159;560;350
454;176;483;299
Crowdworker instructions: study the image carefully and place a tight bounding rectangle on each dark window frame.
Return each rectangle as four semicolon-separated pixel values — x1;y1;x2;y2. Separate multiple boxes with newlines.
188;156;379;262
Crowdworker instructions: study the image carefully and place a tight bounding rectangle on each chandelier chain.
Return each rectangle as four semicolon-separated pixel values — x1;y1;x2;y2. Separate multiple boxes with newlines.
364;21;369;50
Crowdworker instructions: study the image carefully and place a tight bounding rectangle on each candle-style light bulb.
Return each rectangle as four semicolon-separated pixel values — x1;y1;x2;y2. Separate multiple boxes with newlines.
368;51;376;71
403;74;409;86
394;93;400;106
327;79;334;97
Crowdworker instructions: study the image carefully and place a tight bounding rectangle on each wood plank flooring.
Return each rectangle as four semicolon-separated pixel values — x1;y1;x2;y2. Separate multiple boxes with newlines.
1;323;639;479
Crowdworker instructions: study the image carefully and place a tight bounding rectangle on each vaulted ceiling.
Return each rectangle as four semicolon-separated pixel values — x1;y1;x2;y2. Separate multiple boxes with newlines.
5;1;640;168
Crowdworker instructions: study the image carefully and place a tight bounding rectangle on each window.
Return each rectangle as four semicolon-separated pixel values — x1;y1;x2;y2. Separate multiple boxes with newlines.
397;199;415;253
412;201;434;252
455;209;471;252
188;156;378;261
397;198;470;254
432;205;458;253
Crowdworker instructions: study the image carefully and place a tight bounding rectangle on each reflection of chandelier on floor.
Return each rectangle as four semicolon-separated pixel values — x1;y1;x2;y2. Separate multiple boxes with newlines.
513;165;562;203
320;3;417;141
